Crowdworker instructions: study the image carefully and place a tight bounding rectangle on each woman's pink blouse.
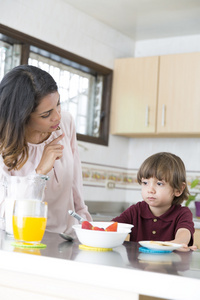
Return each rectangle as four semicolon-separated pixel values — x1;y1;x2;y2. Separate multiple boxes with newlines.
0;111;92;234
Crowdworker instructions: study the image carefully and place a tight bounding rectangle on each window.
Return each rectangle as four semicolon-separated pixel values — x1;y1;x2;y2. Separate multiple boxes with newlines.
0;41;7;81
0;24;112;145
0;40;21;81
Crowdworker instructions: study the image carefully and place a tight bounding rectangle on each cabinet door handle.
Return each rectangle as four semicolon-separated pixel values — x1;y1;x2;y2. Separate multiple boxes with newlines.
162;104;166;126
145;105;149;127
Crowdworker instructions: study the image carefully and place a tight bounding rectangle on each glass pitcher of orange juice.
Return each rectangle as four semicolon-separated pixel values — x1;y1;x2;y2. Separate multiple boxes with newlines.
0;174;49;235
13;199;48;245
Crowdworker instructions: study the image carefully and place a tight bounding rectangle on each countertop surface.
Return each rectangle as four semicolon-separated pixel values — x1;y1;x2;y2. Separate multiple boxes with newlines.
1;230;199;277
0;230;200;300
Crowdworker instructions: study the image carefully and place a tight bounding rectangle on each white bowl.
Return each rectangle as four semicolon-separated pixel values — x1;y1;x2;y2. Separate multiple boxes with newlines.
72;222;133;249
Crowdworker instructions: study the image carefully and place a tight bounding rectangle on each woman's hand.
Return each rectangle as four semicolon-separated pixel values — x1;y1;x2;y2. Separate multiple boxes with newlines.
36;133;65;175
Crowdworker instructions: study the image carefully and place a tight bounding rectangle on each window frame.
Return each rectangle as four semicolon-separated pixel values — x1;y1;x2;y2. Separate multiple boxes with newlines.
0;24;113;146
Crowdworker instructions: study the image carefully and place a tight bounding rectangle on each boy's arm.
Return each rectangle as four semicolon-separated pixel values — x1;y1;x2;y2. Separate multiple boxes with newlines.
170;228;197;251
173;228;191;244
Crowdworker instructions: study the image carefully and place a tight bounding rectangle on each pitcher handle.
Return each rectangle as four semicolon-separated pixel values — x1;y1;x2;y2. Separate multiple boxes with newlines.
0;198;5;231
0;179;6;231
0;217;5;231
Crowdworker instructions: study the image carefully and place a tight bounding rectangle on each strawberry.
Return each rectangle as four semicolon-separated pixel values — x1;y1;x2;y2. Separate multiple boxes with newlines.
105;222;118;232
92;226;105;231
81;221;93;230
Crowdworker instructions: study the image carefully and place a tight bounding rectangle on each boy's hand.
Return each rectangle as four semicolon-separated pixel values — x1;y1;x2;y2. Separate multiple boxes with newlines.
172;243;198;252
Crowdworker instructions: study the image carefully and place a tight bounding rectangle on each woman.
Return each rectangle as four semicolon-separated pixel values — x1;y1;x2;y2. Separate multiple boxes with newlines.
0;65;92;234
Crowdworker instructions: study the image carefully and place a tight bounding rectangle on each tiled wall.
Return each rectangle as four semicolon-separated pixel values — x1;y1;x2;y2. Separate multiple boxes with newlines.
82;162;200;190
82;162;138;190
82;161;200;206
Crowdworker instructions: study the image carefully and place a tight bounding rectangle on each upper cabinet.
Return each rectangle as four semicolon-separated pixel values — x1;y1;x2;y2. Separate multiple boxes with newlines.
110;56;159;135
157;53;200;134
110;52;200;137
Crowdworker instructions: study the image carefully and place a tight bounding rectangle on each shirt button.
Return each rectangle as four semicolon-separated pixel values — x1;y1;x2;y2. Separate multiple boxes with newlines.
152;231;156;234
153;219;157;222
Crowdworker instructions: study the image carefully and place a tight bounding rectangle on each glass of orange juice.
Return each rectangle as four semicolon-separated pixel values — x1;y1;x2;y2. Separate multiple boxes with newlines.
13;200;47;245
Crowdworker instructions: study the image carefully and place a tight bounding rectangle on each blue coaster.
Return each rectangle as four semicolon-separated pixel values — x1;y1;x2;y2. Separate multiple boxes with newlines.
139;246;172;254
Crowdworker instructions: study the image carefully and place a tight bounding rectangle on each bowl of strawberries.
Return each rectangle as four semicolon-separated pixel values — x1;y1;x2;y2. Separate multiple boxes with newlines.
72;221;133;249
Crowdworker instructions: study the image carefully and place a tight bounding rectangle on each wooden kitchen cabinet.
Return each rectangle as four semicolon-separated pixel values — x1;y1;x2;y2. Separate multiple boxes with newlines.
110;52;200;136
157;52;200;134
110;56;159;135
194;228;200;248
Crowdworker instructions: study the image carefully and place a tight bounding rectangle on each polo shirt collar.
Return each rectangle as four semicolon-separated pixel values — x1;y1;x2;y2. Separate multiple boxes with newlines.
140;201;178;221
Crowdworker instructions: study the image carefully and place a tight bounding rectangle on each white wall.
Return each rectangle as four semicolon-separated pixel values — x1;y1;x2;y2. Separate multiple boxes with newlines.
135;35;200;57
128;138;200;172
0;0;135;69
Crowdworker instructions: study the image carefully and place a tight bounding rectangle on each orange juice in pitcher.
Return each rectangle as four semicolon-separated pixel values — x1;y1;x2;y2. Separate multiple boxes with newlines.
13;216;47;243
13;200;47;244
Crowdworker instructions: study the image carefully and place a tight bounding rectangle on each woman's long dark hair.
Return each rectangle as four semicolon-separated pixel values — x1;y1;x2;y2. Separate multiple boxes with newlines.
0;65;58;170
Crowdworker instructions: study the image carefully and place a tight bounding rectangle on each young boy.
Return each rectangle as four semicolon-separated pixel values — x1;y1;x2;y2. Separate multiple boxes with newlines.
112;152;196;251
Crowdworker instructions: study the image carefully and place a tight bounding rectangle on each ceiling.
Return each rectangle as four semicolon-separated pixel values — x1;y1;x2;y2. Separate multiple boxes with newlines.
63;0;200;41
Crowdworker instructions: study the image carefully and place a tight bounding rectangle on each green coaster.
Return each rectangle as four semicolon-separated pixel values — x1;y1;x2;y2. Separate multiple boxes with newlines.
12;242;47;249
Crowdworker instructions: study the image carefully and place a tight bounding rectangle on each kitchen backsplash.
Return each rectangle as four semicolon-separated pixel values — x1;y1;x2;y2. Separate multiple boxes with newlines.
82;161;200;205
82;162;138;189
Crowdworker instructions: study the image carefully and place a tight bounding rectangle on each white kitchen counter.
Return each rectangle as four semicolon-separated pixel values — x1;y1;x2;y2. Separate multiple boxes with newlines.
0;230;200;300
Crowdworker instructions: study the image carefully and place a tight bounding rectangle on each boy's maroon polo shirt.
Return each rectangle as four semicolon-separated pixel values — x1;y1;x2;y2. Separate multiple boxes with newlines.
112;201;194;246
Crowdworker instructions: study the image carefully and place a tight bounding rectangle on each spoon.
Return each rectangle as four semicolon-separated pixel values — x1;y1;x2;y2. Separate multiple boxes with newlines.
68;210;85;223
59;210;85;241
59;232;74;242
